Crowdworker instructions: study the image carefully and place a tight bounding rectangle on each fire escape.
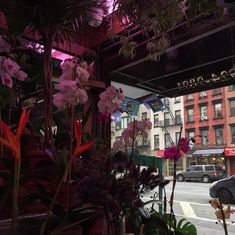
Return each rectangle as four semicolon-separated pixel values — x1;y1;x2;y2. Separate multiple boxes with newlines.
155;103;183;147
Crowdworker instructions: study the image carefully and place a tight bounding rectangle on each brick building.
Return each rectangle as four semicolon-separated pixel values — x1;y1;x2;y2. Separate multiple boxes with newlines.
184;85;235;175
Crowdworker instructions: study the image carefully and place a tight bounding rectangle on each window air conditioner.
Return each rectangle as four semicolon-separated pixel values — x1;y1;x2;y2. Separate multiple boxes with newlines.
201;115;208;120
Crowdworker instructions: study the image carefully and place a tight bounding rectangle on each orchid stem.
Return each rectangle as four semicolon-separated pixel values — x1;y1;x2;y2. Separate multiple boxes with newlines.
40;159;73;235
11;156;20;235
169;125;183;231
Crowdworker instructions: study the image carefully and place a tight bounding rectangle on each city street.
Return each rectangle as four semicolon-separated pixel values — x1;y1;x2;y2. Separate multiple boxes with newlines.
143;181;235;235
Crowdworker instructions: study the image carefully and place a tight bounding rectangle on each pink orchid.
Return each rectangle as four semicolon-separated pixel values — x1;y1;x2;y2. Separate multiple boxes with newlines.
179;138;189;153
77;88;88;104
1;72;13;88
112;138;125;152
58;79;78;92
163;137;189;161
164;146;183;161
60;59;75;72
76;66;90;83
53;92;68;108
98;86;124;116
2;58;20;77
16;70;27;81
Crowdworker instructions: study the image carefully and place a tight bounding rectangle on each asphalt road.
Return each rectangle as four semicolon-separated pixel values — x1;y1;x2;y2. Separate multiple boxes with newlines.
143;181;235;235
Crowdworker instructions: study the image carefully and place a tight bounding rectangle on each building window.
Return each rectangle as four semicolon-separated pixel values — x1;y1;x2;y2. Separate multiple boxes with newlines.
186;94;194;101
154;114;159;127
201;129;209;145
165;133;171;148
142;112;147;120
229;85;235;91
187;108;194;122
175;132;180;145
229;100;235;116
200;105;208;120
199;91;207;98
187;130;195;139
164;112;170;126
174;97;181;103
214;127;223;145
116;121;121;130
154;135;160;149
175;110;181;124
231;126;235;143
164;98;170;106
115;136;122;141
187;129;195;149
118;116;132;129
213;88;222;95
214;103;222;118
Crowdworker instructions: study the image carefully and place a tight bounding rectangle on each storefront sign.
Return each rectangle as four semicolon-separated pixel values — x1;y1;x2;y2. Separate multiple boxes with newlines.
177;68;235;90
224;147;235;156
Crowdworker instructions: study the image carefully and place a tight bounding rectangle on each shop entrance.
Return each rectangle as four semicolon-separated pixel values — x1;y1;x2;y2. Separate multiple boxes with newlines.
230;159;235;175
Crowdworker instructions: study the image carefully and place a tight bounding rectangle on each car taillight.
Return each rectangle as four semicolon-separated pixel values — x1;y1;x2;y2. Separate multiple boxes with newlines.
212;171;217;176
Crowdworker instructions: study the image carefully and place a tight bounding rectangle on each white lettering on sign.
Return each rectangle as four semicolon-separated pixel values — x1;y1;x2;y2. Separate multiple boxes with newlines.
177;68;235;90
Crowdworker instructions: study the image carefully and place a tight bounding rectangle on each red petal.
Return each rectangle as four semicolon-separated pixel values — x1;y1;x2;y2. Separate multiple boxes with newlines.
72;140;96;159
16;108;30;140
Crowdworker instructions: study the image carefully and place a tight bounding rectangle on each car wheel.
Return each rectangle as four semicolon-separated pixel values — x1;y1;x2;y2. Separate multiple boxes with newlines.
218;189;232;204
177;174;184;182
202;175;210;183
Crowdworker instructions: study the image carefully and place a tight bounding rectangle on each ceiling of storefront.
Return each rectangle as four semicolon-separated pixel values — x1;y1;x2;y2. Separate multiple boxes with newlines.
100;17;235;97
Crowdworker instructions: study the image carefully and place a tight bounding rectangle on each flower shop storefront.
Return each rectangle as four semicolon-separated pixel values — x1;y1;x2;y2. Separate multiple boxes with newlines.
0;1;235;235
191;149;226;171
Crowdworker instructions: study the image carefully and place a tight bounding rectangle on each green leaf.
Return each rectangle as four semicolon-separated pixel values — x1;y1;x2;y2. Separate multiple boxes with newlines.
175;218;197;235
143;212;169;235
30;192;65;217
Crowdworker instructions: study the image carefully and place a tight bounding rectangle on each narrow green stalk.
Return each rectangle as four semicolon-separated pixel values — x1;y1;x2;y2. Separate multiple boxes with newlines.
11;156;20;235
131;119;136;161
66;106;74;209
40;159;73;235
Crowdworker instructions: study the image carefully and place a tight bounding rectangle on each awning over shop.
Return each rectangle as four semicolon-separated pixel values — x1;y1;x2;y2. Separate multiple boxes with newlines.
156;150;165;157
192;149;224;157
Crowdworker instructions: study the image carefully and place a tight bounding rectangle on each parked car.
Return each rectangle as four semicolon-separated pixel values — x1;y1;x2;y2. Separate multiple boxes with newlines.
209;175;235;203
176;165;226;183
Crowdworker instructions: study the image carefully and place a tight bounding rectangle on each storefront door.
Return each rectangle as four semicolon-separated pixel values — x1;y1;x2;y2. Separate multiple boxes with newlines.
230;159;235;175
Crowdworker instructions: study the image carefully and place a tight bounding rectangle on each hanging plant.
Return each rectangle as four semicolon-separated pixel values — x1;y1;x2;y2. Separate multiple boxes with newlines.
147;36;170;61
118;37;137;59
141;0;184;32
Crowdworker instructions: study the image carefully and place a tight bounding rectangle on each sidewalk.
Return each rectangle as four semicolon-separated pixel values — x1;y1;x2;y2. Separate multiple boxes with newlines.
164;176;173;181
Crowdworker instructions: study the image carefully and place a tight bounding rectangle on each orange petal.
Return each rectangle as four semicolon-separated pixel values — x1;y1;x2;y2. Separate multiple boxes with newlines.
0;121;17;147
72;140;96;159
0;137;14;151
16;108;30;140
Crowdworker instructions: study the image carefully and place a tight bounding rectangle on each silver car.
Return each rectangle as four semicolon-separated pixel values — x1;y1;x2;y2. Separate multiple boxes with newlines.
209;175;235;203
176;165;226;183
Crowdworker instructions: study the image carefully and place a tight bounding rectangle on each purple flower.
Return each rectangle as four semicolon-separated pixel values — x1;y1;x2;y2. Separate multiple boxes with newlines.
164;146;182;161
179;138;189;153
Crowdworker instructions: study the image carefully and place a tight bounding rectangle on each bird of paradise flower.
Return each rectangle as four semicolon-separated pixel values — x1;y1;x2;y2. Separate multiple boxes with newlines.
0;108;30;235
40;119;96;235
